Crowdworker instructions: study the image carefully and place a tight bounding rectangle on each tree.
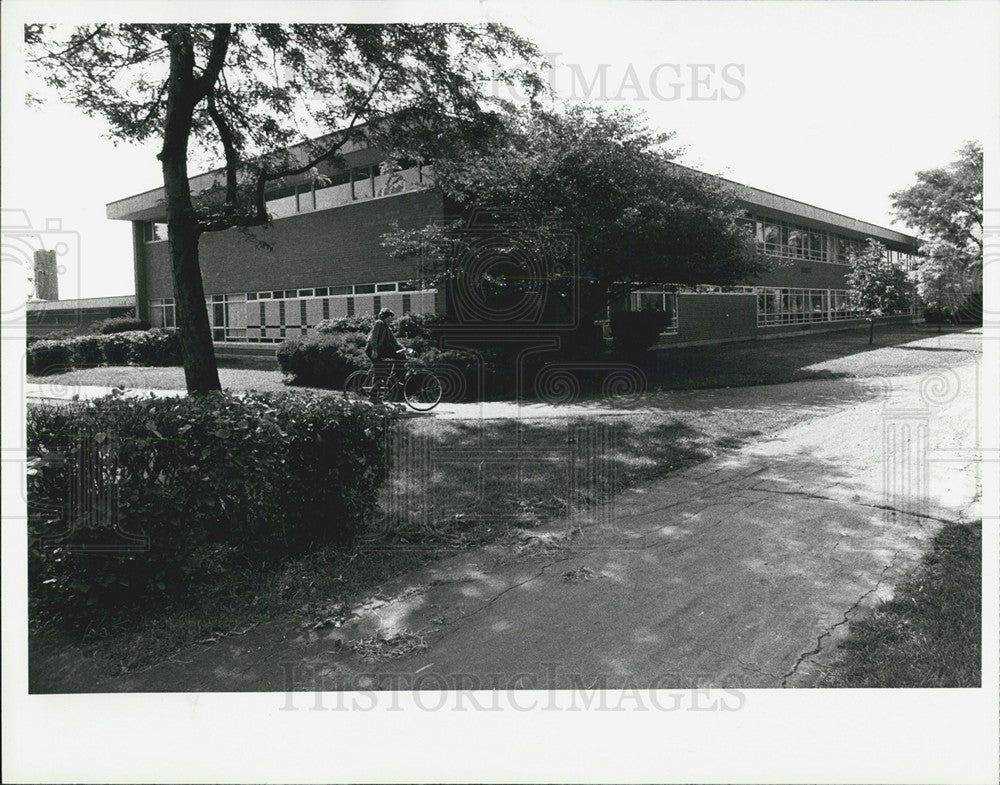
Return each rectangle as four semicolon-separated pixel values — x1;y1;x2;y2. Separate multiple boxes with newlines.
26;24;544;392
382;104;759;346
890;141;983;322
846;239;909;344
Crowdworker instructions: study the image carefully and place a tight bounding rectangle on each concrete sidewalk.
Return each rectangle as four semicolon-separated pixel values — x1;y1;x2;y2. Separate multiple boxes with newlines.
87;360;979;693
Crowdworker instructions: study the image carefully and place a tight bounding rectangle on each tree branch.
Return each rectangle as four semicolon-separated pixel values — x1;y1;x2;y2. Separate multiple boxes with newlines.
206;88;240;208
194;24;231;103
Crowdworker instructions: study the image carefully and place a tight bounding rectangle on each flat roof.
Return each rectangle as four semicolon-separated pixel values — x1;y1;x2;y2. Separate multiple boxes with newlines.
107;134;917;250
106;131;376;222
26;295;135;312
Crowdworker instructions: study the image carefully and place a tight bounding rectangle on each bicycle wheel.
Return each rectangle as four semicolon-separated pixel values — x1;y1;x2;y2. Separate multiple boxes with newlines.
403;370;443;411
344;369;375;399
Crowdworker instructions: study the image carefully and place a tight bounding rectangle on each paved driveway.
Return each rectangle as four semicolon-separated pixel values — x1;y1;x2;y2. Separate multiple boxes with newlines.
85;358;979;693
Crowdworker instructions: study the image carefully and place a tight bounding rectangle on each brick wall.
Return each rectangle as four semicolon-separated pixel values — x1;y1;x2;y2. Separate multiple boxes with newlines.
143;189;444;299
749;257;849;290
668;293;758;343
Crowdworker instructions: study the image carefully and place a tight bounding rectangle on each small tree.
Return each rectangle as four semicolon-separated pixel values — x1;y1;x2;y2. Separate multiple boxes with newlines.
846;239;909;344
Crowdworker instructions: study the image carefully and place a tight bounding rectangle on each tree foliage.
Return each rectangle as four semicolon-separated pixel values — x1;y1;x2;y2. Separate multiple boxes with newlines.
26;23;545;391
382;104;760;326
846;239;909;343
890;141;983;320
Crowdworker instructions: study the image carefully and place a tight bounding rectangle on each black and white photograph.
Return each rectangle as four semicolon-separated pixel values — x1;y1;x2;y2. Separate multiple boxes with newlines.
2;0;997;782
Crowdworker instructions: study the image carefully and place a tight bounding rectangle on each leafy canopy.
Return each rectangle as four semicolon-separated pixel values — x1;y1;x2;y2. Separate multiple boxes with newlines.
26;23;546;232
383;104;759;314
890;140;982;261
846;239;909;320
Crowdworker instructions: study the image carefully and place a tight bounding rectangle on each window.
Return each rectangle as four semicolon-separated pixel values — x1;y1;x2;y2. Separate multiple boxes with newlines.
149;298;176;328
402;294;412;313
755;287;856;326
142;221;168;243
322;298;330;320
354;283;375;294
347;297;355;316
627;286;678;334
376;283;397;292
373;295;381;314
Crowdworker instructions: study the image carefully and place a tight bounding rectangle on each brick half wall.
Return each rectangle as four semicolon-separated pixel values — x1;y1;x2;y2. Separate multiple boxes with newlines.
670;293;758;344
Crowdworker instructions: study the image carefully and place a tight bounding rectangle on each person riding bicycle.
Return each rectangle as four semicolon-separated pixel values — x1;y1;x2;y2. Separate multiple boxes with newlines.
365;308;408;390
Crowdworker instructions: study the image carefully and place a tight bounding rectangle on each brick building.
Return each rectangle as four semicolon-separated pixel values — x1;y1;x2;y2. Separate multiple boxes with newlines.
107;136;918;353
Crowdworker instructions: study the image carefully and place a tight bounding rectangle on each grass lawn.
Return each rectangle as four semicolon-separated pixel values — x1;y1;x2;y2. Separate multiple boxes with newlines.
645;322;979;390
820;521;981;687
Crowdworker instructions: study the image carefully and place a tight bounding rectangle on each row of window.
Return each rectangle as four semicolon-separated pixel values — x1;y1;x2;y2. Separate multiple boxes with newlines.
149;283;438;343
741;214;917;269
244;280;425;300
140;163;428;242
622;284;914;329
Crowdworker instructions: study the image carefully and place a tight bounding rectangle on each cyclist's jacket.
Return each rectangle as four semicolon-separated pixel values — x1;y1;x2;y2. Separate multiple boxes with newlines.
366;319;403;361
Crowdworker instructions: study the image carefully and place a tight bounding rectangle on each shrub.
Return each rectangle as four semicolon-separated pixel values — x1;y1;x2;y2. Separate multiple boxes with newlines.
26;340;73;375
315;312;446;339
276;332;369;388
315;315;376;335
101;331;133;365
96;317;150;334
26;330;182;375
69;335;106;366
609;310;667;356
120;328;182;365
27;392;395;627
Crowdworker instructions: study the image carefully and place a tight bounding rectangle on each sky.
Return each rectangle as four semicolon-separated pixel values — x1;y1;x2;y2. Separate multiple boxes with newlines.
2;0;998;300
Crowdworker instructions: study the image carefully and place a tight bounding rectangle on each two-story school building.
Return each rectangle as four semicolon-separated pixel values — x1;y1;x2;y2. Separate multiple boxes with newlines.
107;135;919;357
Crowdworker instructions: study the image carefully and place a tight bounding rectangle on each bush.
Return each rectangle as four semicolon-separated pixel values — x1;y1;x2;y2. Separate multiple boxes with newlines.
96;317;150;334
315;312;447;339
276;332;369;388
27;392;395;627
69;335;106;366
26;330;181;375
315;315;375;335
26;340;74;375
609;310;667;356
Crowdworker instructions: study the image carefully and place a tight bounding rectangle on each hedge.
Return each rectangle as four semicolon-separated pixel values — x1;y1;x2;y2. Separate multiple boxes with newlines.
315;312;446;339
96;316;150;334
609;310;667;356
276;332;369;388
26;329;181;375
27;392;394;627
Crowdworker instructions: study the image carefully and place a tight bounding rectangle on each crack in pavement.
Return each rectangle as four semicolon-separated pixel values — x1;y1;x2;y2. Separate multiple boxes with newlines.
746;485;957;526
779;551;902;687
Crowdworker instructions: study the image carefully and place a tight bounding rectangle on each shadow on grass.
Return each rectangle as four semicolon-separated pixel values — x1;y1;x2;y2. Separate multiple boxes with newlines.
368;415;736;549
641;324;980;392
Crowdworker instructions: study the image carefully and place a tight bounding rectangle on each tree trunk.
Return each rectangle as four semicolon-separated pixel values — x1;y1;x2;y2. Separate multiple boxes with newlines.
162;153;221;393
160;143;221;393
868;317;875;345
159;28;222;394
166;214;221;393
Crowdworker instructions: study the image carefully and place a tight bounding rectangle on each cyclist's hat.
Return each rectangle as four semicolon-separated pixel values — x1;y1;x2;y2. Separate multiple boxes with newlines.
377;308;395;320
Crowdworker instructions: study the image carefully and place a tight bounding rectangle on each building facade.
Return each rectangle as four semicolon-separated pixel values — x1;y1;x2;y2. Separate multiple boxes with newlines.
107;139;918;353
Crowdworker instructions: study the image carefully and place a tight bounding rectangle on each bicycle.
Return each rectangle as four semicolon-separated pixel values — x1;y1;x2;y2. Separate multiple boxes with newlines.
343;350;444;412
